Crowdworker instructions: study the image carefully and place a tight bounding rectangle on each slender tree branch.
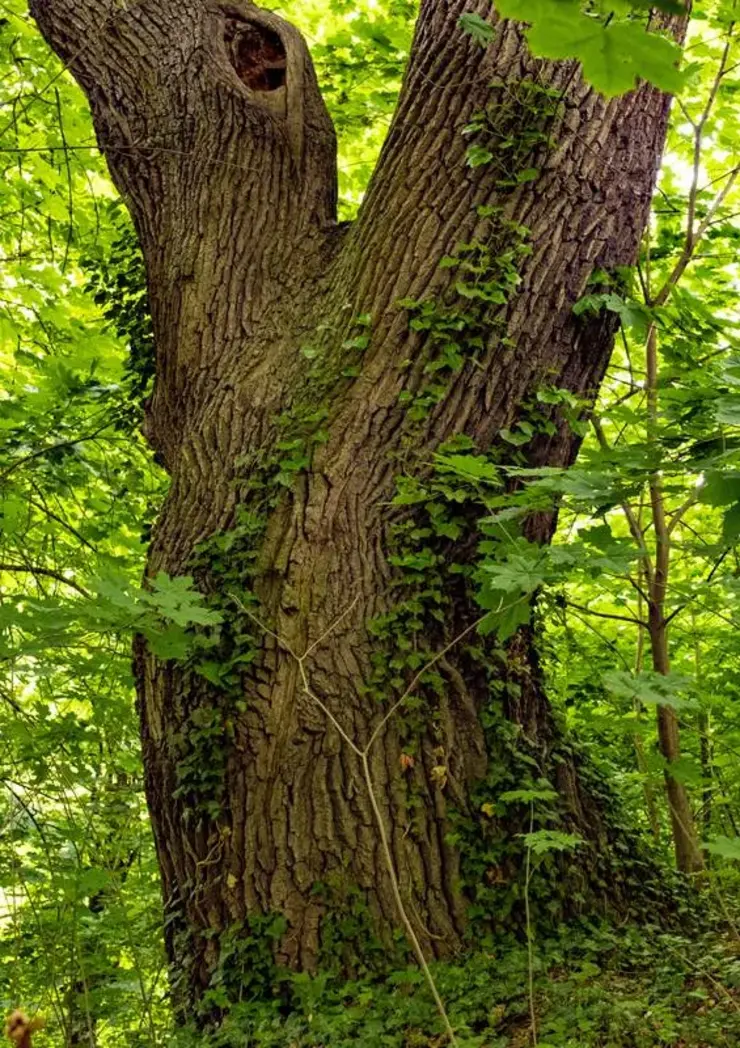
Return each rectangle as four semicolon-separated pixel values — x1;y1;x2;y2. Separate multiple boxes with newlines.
564;599;647;628
26;486;98;552
0;562;90;598
591;417;655;586
562;605;632;671
0;425;110;482
648;24;737;309
663;548;732;627
667;493;698;536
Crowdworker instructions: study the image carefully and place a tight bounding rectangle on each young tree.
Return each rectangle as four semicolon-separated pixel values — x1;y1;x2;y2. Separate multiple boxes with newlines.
30;0;687;1016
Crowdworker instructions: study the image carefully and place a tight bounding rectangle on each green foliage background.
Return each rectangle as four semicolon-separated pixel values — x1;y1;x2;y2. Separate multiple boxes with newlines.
2;0;740;1045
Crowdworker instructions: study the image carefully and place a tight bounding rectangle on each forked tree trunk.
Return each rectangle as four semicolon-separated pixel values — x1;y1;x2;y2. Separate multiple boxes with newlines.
32;0;686;1018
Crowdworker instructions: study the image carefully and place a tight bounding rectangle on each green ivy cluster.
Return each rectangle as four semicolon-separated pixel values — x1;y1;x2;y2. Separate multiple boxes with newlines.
170;922;740;1048
396;214;531;428
463;77;561;177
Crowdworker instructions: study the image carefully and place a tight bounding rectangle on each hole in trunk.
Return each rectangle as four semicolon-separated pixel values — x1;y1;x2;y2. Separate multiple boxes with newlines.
224;17;287;92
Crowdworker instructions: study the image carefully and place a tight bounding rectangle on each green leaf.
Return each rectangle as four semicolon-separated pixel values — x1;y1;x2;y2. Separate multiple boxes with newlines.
495;1;684;97
603;670;695;710
519;829;583;856
716;395;740;426
478;592;532;641
435;453;501;485
459;12;496;45
574;289;651;336
704;836;740;861
700;471;740;507
516;167;540;183
499;787;558;804
722;502;740;543
466;144;494;167
481;556;547;595
141;573;223;628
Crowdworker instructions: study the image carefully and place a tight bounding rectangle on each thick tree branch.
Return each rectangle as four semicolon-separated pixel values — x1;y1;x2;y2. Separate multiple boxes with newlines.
30;0;338;466
316;2;691;485
352;1;687;313
29;0;337;215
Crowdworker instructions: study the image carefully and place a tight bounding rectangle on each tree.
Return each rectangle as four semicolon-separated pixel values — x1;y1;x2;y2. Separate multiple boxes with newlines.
29;0;688;1021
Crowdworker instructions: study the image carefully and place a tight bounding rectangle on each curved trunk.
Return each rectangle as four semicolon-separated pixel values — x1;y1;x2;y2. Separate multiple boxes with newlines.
32;0;687;1018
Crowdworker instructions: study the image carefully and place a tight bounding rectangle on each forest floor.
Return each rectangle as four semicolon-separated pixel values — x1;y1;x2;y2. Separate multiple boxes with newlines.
180;917;740;1048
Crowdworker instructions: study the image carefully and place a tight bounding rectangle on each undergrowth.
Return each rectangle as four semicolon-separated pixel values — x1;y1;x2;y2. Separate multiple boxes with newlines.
170;920;740;1048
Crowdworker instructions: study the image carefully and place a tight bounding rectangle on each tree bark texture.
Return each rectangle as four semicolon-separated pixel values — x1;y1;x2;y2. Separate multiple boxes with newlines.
31;0;687;1015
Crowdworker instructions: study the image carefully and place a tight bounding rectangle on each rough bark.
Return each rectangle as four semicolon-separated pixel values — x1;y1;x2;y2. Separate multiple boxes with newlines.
31;0;687;1017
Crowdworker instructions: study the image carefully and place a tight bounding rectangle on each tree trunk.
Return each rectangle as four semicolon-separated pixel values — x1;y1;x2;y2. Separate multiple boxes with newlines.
645;326;704;874
649;603;704;872
633;608;662;841
31;0;687;1019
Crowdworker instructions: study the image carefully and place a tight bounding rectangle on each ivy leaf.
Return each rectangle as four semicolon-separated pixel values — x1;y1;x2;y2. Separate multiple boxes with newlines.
466;144;494;167
499;787;558;804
